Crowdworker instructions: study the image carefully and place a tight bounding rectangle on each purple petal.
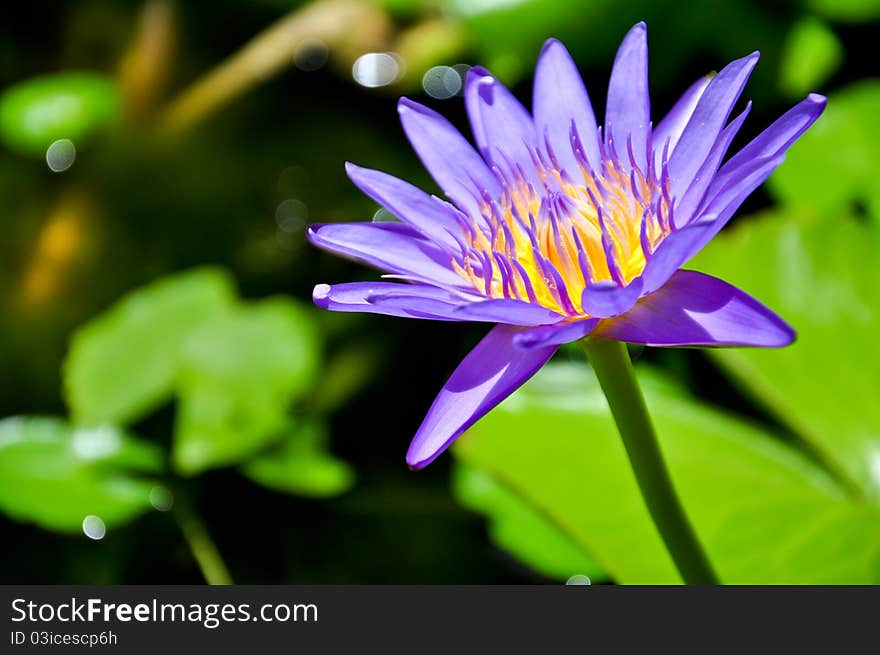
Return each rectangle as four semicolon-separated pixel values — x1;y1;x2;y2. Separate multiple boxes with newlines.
345;163;465;250
699;154;786;228
605;22;650;171
407;325;558;468
653;74;712;169
358;289;563;326
313;282;463;321
641;218;717;295
307;222;465;289
642;151;784;295
674;101;751;224
465;68;538;184
667;52;759;200
533;38;601;174
398;98;500;218
581;277;644;318
708;94;827;202
463;67;493;156
513;318;599;349
452;298;565;326
594;270;795;347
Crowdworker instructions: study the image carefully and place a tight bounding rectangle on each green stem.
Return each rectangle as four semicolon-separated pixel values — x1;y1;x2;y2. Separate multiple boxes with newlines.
581;337;719;585
173;493;234;585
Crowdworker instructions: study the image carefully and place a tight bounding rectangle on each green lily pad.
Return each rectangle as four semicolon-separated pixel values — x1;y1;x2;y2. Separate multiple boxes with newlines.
173;298;320;475
453;462;607;582
769;81;880;216
241;419;354;498
64;268;237;427
454;363;880;583
0;417;163;533
807;0;880;22
0;72;120;156
779;18;842;98
693;205;880;502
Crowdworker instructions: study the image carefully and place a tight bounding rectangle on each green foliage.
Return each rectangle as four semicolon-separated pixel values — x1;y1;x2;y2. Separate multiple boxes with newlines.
174;298;320;474
454;363;880;583
694;207;880;501
692;80;880;503
0;72;120;156
63;268;329;477
1;267;353;534
770;81;880;215
65;268;237;427
242;420;355;498
807;0;880;22
779;18;842;97
0;417;163;533
453;462;606;582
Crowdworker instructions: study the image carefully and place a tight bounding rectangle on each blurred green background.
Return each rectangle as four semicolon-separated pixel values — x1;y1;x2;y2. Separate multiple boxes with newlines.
0;0;878;584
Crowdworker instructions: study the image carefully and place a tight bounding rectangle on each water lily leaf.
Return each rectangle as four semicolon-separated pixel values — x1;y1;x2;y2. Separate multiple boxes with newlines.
173;298;320;475
453;462;607;582
693;205;880;501
807;0;880;22
454;363;880;583
241;419;354;498
0;72;120;156
64;268;237;427
769;81;880;216
779;18;842;98
0;417;163;533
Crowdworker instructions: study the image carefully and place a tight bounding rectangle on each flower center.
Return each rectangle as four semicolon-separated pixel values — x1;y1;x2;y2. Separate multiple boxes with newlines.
453;134;675;317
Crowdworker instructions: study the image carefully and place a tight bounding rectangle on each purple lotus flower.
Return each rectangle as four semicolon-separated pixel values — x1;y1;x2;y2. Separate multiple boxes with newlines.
308;23;825;469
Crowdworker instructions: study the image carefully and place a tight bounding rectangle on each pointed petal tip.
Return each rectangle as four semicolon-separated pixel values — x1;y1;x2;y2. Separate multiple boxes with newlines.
807;92;828;107
405;448;434;470
343;161;367;184
599;271;798;348
343;160;380;187
539;37;565;55
619;21;647;44
312;283;331;307
767;323;796;348
466;65;492;80
397;97;423;116
469;70;497;99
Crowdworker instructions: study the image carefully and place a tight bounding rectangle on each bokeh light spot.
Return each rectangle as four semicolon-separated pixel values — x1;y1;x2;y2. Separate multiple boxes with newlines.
149;486;174;512
566;574;592;585
294;38;329;72
352;53;401;88
46;138;76;172
82;515;106;540
422;66;463;99
275;198;308;232
372;207;398;223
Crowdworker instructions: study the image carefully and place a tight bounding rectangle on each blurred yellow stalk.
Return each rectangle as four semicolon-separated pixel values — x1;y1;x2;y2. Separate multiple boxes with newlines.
157;0;391;135
21;191;90;306
117;0;177;119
